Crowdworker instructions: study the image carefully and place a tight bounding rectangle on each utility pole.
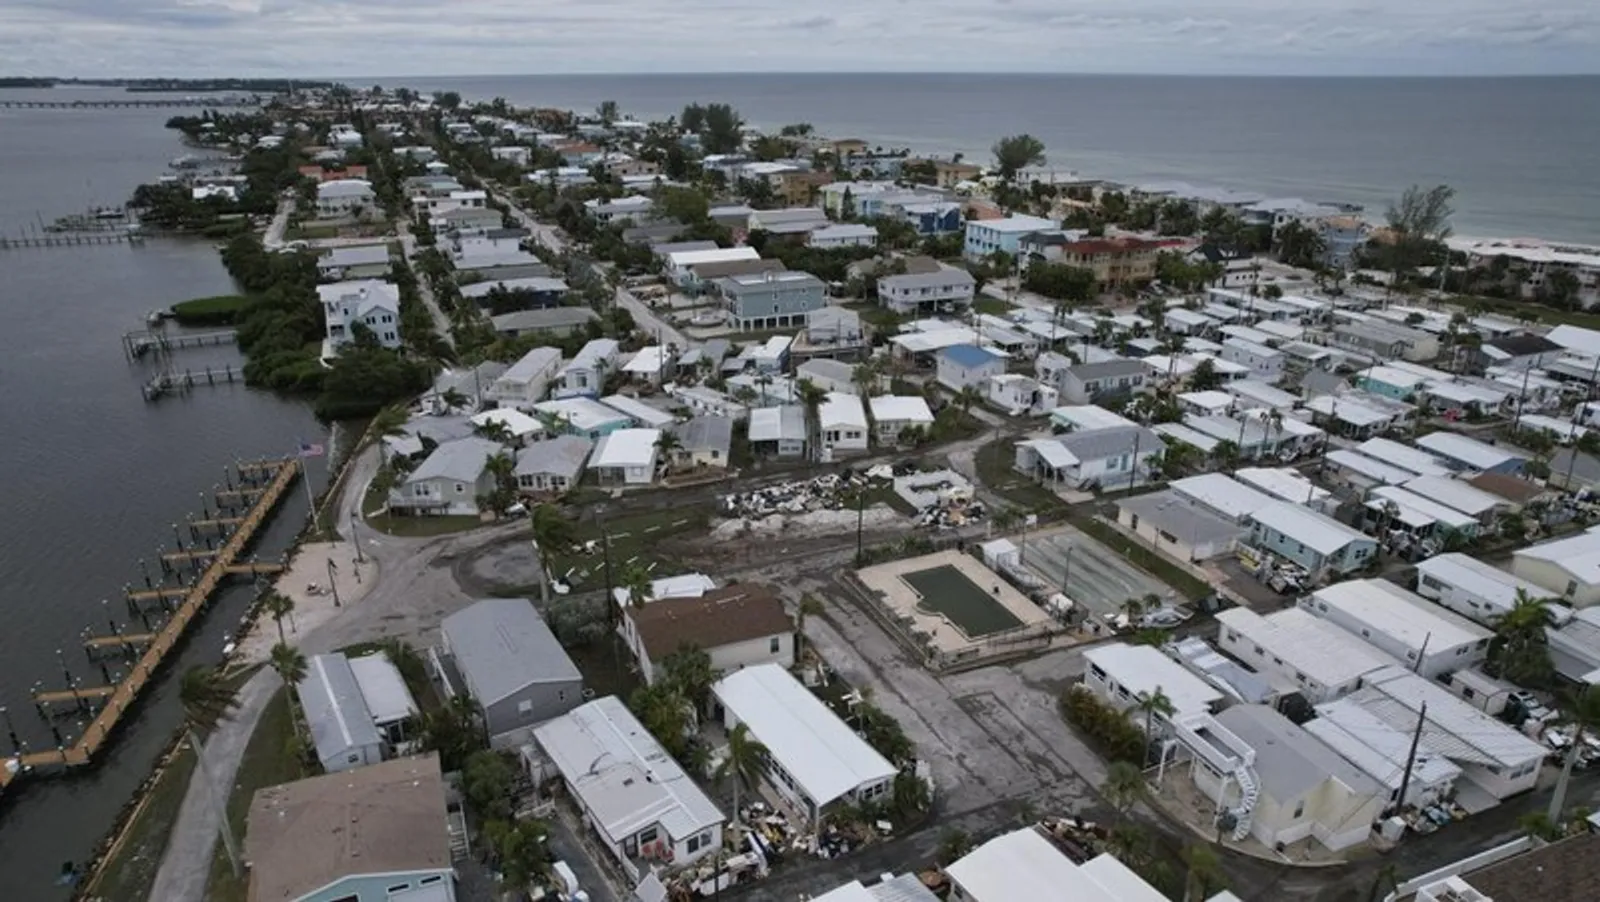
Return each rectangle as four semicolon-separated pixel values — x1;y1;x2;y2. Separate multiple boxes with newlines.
855;489;866;565
1412;632;1430;674
1395;701;1427;814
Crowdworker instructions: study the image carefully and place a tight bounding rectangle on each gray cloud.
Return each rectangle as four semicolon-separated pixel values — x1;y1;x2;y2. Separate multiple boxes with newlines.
0;0;1596;75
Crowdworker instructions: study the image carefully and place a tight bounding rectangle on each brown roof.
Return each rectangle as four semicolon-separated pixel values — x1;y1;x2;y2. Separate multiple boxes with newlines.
691;258;786;280
246;754;450;902
1459;833;1600;902
1468;471;1548;504
629;584;792;662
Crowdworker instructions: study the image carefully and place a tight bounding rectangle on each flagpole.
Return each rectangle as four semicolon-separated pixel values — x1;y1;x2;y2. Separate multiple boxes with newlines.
301;455;320;533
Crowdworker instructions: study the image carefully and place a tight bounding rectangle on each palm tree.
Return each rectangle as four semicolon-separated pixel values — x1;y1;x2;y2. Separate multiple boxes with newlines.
1210;439;1240;472
1133;688;1176;759
528;503;574;602
795;379;828;460
620;561;652;608
716;723;769;838
1488;589;1556;686
1548;684;1600;825
1103;760;1145;814
270;642;309;742
262;591;296;643
852;360;881;397
483;451;517;517
1119;597;1145;623
179;666;243;877
368;404;409;445
1182;843;1226;902
654;430;683;473
956;384;982;417
795;594;824;664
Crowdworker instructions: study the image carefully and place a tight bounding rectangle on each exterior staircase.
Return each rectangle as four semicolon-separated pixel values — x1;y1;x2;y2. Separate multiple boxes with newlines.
1230;765;1259;841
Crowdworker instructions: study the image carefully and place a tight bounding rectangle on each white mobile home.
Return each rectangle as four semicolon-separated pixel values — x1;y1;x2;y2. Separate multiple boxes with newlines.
1299;579;1492;679
1512;529;1600;607
1083;643;1225;727
1215;607;1396;703
1305;698;1461;810
1415;553;1558;625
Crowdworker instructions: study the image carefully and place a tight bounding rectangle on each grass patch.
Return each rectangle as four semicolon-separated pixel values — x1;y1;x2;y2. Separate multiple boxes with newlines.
974;438;1070;513
284;222;339;241
83;741;198;902
205;686;308;902
170;294;253;326
971;296;1016;316
1068;513;1211;601
546;505;712;591
1460;294;1600;330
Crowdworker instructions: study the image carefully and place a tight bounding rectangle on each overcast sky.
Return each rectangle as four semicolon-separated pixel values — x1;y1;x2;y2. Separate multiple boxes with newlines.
2;0;1597;77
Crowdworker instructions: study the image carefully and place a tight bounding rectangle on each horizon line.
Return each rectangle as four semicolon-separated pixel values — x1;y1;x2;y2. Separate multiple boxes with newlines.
13;70;1600;81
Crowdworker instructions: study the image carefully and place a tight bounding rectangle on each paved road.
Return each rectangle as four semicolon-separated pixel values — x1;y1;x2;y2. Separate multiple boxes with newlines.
147;445;525;902
261;198;292;251
487;183;566;254
614;285;688;348
401;227;456;348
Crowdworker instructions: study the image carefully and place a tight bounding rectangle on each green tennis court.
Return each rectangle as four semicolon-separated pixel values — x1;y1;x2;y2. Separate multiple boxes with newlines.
902;564;1024;637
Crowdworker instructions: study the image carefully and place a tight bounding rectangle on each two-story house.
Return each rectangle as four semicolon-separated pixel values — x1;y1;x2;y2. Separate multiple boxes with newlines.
487;347;564;411
317;280;401;354
1049;237;1165;290
963;214;1057;261
315;178;375;218
551;338;620;399
877;267;977;315
717;271;827;331
388;437;502;517
1057;359;1148;405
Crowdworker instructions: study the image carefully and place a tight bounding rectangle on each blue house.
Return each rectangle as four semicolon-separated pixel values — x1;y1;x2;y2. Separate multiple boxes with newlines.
936;343;1007;392
1248;501;1377;578
245;753;456;902
1355;365;1428;401
898;201;964;235
717;271;828;330
964;214;1058;261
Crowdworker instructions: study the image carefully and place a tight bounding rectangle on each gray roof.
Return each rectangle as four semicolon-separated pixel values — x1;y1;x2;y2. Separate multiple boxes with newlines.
700;338;730;364
1215;704;1381;801
319;244;390;269
1067;359;1148;381
409;436;503;483
1117;491;1246;548
673;416;734;454
442;598;582;706
432;362;507;397
1055;424;1165;461
798;357;855;383
298;653;382;762
515;434;593;479
651;240;719;256
718;272;827;296
878;268;976;290
491;307;599;334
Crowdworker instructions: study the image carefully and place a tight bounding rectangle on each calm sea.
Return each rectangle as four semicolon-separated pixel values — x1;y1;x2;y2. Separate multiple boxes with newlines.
0;88;326;899
392;73;1600;244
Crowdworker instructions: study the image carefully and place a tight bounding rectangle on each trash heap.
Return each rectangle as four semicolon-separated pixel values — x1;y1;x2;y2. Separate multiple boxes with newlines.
720;470;880;519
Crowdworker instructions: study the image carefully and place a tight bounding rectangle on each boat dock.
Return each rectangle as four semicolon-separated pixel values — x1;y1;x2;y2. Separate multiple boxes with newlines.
1;459;300;793
0;231;143;251
122;329;239;360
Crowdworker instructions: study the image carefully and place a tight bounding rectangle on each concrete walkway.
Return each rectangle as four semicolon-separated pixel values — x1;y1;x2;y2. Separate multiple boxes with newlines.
145;668;281;902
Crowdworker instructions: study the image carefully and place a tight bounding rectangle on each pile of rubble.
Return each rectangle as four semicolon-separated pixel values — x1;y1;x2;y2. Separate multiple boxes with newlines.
710;506;902;540
720;468;890;519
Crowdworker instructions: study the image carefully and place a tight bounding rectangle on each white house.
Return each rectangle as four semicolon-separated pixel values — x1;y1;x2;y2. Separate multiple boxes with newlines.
665;246;760;285
796;358;858;394
935;344;1006;392
318;280;401;352
1299;579;1492;679
819;392;869;453
876;267;977;315
1215;607;1396;703
1348;667;1546;800
1171;705;1386;853
945;828;1170;902
1305;698;1462;811
621;584;792;685
552;338;621;399
316;178;375;217
868;395;935;443
1083;643;1224;728
487;347;563;411
533;396;633;440
712;664;897;826
469;408;544;443
1415;553;1559;625
599;394;677;430
587;428;660;485
1512;528;1600;607
749;406;808;458
1220;338;1285;384
388;436;502;517
808;223;878;249
514;435;592;495
532;697;724;874
1115;490;1248;563
986;373;1057;416
1169;473;1277;524
1014;425;1164;491
963;213;1057;261
297;653;386;774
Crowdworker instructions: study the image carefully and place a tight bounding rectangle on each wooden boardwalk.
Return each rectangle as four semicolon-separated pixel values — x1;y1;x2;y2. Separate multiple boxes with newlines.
10;460;299;783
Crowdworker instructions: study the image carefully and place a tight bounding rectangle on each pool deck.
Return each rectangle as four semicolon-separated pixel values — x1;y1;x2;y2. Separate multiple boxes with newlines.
857;549;1052;655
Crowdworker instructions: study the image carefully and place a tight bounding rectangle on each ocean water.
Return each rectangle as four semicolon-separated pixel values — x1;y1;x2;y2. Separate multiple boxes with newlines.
0;91;325;898
392;73;1600;244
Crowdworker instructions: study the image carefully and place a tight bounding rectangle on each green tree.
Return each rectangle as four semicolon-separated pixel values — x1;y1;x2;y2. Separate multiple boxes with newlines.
270;642;308;743
1385;184;1455;280
1023;262;1097;303
261;591;296;643
629;680;692;758
716;722;769;837
481;818;552;890
180;666;244;877
1182;843;1226;902
420;694;485;771
1133;688;1176;760
991;134;1046;182
1103;760;1146;814
595;99;618;125
620;561;652;608
1189;358;1223;392
1274;220;1326;269
701;103;744;154
1210;438;1241;472
462;749;516;821
654;429;684;472
529;503;575;601
1548;684;1600;826
1487;589;1557;686
660;645;719;713
796;594;824;663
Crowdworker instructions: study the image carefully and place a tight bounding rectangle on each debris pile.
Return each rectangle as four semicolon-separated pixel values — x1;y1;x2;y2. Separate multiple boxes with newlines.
720;470;882;519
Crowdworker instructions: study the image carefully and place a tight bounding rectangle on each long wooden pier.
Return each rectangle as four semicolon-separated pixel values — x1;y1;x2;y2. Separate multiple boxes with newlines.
124;329;238;360
1;459;300;791
0;231;142;250
141;365;245;401
0;98;260;110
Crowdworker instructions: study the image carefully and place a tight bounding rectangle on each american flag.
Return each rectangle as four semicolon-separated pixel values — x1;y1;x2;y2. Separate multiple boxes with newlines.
297;439;325;458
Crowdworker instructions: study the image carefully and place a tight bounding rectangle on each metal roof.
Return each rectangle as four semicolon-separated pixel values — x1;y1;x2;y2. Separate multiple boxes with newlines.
946;828;1117;902
347;652;419;727
514;434;592;479
1351;667;1546;769
1307;579;1491;653
1250;501;1370;555
1307;698;1462;792
409;436;502;483
713;664;896;809
939;343;1004;369
1354;438;1452;477
1414;431;1523;471
533;696;723;845
1416;553;1553;615
1326;449;1416;485
1216;607;1396;689
298;653;382;763
441;598;581;707
1116;491;1246;550
1401;475;1503;517
590;428;661;469
1170;473;1277;521
1084;641;1225;718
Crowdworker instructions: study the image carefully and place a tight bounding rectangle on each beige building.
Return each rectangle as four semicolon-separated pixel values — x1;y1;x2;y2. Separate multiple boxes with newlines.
1051;237;1166;289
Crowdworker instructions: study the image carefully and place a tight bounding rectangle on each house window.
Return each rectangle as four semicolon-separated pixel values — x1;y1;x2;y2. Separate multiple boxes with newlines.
637;826;659;846
1292;800;1305;818
387;884;412;895
419;876;443;886
770;636;782;653
518;699;534;714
